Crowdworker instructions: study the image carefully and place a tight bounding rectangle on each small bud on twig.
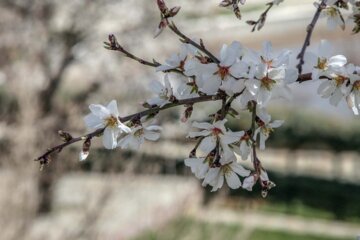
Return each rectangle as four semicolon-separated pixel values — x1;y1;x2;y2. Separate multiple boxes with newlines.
58;130;73;142
80;137;91;161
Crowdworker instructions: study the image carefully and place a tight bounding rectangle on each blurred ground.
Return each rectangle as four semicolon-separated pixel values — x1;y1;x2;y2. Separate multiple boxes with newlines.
0;0;359;240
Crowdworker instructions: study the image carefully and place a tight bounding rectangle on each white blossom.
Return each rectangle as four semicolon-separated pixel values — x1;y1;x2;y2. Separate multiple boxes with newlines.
156;44;190;72
202;160;250;192
147;74;174;107
199;41;247;95
317;2;346;30
305;40;347;81
346;64;360;115
188;119;244;158
254;119;284;150
184;157;209;179
118;125;162;150
84;100;131;149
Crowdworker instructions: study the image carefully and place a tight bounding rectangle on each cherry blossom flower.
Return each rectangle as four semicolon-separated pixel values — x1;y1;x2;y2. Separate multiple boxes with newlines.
305;40;347;81
346;64;360;115
156;44;190;72
254;118;284;150
317;65;352;106
84;100;131;149
187;119;244;157
200;41;247;95
232;132;252;160
318;1;346;30
184;157;209;179
244;64;297;107
242;174;257;191
245;41;291;70
202;158;250;192
147;74;174;107
118;125;162;150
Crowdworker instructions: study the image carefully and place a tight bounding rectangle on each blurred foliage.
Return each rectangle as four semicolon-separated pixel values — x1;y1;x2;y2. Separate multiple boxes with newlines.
228;109;360;152
133;217;241;240
226;172;360;222
250;229;352;240
133;217;351;240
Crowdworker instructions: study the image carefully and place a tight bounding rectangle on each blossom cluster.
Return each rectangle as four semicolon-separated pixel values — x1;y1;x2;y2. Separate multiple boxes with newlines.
318;0;360;32
36;0;358;198
306;40;360;115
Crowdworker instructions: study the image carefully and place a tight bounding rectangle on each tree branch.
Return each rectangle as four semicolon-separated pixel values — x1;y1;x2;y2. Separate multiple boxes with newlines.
296;0;327;74
168;22;220;64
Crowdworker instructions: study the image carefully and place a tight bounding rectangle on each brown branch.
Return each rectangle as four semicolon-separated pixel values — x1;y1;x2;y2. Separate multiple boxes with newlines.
168;22;220;64
296;0;327;74
35;72;313;167
246;2;275;32
104;34;161;68
35;94;221;164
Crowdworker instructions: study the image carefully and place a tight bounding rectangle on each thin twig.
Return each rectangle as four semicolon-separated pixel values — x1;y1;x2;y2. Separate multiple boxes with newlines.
35;94;221;163
247;2;275;32
168;22;220;64
296;0;327;74
104;34;160;68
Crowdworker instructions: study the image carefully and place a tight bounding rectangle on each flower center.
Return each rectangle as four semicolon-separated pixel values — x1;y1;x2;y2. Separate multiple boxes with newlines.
134;128;144;137
221;164;232;176
334;75;347;87
105;116;118;128
327;7;337;17
212;127;223;136
317;58;328;70
160;89;169;99
261;56;273;69
217;66;230;80
354;80;360;91
261;76;276;91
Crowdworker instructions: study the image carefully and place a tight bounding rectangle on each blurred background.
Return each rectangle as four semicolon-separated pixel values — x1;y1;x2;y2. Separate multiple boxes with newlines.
0;0;359;239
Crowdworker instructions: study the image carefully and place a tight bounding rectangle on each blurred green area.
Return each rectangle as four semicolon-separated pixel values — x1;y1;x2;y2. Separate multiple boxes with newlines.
225;173;360;222
133;218;352;240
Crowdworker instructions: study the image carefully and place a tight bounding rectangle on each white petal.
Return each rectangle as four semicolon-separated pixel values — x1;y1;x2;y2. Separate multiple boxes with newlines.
231;162;251;177
329;89;343;106
89;104;110;119
79;151;89;161
328;55;347;68
144;131;160;141
118;122;131;133
192;121;212;130
84;114;105;130
103;127;118;149
149;80;164;94
257;89;272;106
225;171;241;189
285;68;299;84
242;175;255;191
106;100;119;117
198;136;217;155
270;120;284;128
319;39;332;58
188;130;211;138
145;125;163;131
240;141;251;160
229;61;248;78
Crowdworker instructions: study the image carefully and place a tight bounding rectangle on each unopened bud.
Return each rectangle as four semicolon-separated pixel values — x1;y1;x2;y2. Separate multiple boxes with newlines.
58;130;73;142
219;0;232;7
246;20;257;25
169;6;181;17
80;137;91;161
157;0;168;13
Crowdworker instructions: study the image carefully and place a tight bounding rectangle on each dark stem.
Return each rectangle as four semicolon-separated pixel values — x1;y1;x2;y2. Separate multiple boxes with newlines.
168;22;220;64
36;94;220;163
296;0;327;74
